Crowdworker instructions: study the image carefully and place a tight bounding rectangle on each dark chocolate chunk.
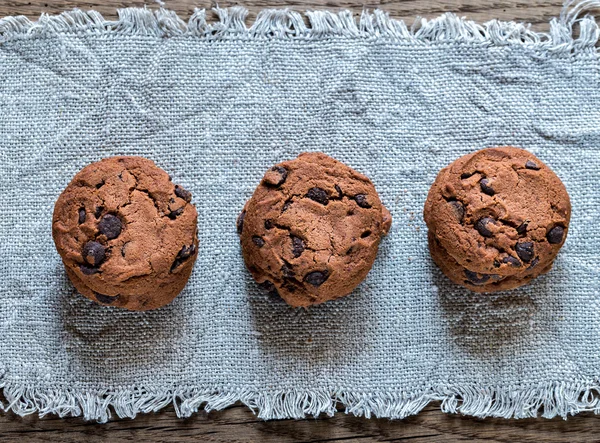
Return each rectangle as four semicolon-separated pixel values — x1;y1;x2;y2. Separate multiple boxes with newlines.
527;257;540;270
281;263;295;278
448;200;465;223
237;210;246;235
263;166;288;187
547;225;565;244
264;219;274;230
291;236;305;257
306;187;329;205
480;178;495;196
94;292;119;305
354;194;371;208
170;244;196;271
304;270;329;287
464;270;491;285
252;236;265;247
334;184;343;199
168;207;184;220
515;241;534;263
94;206;104;218
516;222;528;235
78;208;86;224
80;264;99;275
475;217;495;238
525;160;540;170
98;214;122;240
174;185;192;202
82;241;106;266
502;256;521;267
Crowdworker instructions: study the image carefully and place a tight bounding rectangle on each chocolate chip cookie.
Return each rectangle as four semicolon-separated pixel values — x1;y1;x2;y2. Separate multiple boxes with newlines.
238;152;391;307
53;156;198;310
424;147;570;292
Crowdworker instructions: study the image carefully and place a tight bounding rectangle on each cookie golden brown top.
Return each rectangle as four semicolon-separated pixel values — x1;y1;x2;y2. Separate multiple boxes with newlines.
52;156;198;310
424;147;570;277
238;152;391;307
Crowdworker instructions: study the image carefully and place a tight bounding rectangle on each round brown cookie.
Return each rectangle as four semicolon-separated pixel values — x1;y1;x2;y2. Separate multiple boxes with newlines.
424;147;570;277
238;152;391;308
428;231;552;293
53;156;198;311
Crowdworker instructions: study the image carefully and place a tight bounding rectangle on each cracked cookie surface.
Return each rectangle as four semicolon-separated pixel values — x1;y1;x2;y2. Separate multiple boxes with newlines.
52;156;198;310
424;147;570;292
238;152;391;307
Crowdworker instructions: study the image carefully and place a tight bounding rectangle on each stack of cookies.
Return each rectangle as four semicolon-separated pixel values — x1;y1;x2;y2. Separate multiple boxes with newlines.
52;157;198;310
424;147;571;292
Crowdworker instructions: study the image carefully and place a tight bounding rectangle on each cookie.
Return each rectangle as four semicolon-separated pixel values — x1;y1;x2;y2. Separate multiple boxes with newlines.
424;147;570;292
52;156;198;310
238;152;391;307
428;231;552;293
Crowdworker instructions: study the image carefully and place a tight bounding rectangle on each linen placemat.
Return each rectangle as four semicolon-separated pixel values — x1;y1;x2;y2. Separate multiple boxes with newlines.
0;0;599;422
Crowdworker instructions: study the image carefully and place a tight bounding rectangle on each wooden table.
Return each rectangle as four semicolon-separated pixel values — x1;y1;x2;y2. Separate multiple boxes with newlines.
1;1;597;441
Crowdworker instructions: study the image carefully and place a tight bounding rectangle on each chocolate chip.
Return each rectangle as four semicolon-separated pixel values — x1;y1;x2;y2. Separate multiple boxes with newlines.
304;270;329;287
307;187;329;205
527;257;539;270
94;206;104;218
475;217;495;238
334;184;343;199
82;241;105;266
361;230;372;238
263;166;288;187
460;172;474;179
174;185;192;202
464;270;490;285
502;256;521;267
95;180;105;189
252;236;265;247
80;264;99;275
281;263;295;278
480;178;495;196
448;200;465;223
78;208;86;224
237;210;246;235
517;222;528;235
354;194;371;208
282;199;293;212
98;214;122;240
264;219;274;230
547;225;564;244
291;236;305;257
515;241;534;263
170;244;196;271
94;292;119;305
168;207;184;220
525;160;540;170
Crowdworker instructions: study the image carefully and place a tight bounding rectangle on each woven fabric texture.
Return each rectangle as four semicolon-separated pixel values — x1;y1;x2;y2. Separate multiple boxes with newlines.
0;1;599;422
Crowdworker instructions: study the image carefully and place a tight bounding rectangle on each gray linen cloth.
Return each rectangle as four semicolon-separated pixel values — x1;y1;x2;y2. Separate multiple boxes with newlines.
0;1;599;422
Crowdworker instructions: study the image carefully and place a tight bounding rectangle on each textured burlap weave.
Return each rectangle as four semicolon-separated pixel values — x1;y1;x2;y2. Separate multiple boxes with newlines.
0;1;599;422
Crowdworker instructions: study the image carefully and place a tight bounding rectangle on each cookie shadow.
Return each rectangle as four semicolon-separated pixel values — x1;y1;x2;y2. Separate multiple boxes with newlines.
433;264;544;357
246;275;375;364
57;263;186;380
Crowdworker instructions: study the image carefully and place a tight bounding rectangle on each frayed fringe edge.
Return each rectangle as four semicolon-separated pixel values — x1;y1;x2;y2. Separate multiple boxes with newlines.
0;2;599;54
2;379;600;422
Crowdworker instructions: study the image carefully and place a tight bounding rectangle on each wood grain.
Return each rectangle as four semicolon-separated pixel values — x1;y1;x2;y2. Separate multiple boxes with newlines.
0;0;566;31
0;1;595;442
